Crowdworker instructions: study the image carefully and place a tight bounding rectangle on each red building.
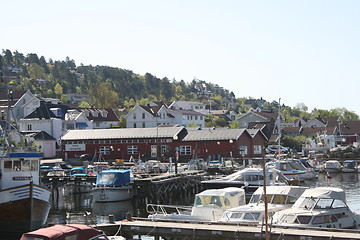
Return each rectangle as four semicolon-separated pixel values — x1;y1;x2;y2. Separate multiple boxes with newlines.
61;126;268;162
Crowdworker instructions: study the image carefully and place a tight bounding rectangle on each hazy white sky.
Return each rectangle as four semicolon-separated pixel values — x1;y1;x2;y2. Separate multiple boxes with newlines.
2;1;360;115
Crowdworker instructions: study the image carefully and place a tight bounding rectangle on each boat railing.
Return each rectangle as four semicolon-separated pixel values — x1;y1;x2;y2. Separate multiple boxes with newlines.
146;203;192;215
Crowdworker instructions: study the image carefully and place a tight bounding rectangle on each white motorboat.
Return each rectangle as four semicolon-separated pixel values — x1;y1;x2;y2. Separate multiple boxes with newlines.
266;159;316;181
324;160;342;173
342;160;358;173
201;166;289;197
0;152;52;233
92;169;133;202
218;185;308;225
147;187;246;221
272;187;360;229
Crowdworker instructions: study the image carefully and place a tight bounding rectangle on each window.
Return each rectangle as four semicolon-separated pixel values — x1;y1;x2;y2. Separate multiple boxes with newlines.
27;124;32;131
4;161;12;172
134;123;137;128
128;145;138;155
133;113;136;119
180;146;191;155
161;145;169;154
99;146;110;155
142;113;145;119
142;122;145;128
31;160;38;171
239;145;248;155
22;160;31;171
254;145;262;154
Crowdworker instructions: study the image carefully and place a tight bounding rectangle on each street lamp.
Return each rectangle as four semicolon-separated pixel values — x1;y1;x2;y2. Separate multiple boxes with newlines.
173;135;179;174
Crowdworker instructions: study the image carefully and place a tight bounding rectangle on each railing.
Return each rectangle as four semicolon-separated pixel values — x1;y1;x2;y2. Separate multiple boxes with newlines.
146;203;192;215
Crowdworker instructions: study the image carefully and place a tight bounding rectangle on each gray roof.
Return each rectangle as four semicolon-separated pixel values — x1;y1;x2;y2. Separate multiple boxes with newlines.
61;126;185;141
182;128;247;141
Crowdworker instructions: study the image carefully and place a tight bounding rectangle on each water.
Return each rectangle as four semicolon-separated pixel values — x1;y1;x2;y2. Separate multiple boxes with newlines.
7;172;360;239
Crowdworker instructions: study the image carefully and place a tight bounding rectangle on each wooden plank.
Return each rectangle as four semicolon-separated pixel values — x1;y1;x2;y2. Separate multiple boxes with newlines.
94;219;360;240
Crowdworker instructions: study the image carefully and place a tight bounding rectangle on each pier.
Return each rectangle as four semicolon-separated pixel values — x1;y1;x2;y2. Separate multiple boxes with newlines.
95;218;360;240
132;170;207;207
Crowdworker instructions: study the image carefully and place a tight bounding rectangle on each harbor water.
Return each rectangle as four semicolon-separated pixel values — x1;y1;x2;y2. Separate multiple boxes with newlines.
4;172;360;239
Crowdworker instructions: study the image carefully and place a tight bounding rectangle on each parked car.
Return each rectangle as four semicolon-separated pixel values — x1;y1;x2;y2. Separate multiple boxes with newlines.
266;145;289;154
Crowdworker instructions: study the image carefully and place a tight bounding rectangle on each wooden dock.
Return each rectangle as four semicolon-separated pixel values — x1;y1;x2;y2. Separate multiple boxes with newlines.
132;170;207;207
95;218;360;240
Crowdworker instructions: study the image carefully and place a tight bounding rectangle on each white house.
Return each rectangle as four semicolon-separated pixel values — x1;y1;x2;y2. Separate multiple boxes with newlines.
0;90;41;122
79;108;120;129
126;104;205;128
169;101;207;112
64;109;93;130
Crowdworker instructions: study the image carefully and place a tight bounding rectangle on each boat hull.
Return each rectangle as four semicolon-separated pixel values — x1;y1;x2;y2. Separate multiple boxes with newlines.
92;186;133;202
0;184;51;233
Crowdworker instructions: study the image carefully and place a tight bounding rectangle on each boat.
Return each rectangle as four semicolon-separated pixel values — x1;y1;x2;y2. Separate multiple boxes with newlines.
271;187;360;229
0;152;52;234
342;160;358;173
218;185;308;225
201;166;289;197
266;159;317;181
92;169;133;202
324;160;342;173
20;223;124;240
147;187;246;221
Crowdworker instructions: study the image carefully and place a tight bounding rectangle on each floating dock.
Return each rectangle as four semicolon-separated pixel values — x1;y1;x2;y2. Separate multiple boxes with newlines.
95;218;360;240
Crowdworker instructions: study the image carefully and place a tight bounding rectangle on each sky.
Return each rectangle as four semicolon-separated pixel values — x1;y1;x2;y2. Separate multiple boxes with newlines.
1;1;360;115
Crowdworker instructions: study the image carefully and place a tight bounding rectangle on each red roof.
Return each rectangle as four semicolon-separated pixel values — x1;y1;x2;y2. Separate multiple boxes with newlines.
20;224;103;240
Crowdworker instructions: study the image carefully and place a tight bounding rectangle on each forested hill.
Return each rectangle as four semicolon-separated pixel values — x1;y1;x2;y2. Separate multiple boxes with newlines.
0;49;358;121
0;49;235;108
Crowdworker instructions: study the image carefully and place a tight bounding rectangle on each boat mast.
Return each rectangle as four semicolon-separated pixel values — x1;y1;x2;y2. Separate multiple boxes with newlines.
277;98;281;159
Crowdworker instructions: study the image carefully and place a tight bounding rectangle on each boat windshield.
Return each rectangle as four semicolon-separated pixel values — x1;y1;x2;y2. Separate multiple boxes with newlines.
294;197;317;209
194;195;231;208
243;212;261;221
250;194;297;204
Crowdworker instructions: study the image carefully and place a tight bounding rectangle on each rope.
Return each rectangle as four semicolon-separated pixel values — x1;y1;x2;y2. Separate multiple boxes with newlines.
113;222;122;236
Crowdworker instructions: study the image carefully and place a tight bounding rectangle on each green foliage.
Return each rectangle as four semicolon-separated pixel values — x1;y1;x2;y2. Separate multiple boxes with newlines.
1;49;359;121
229;121;239;129
281;135;310;150
79;101;91;108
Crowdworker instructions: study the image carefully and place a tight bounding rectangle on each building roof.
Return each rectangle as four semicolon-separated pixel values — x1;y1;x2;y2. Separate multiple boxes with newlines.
78;108;119;122
25;101;70;119
27;131;56;141
182;128;247;141
0;89;27;107
61;126;186;141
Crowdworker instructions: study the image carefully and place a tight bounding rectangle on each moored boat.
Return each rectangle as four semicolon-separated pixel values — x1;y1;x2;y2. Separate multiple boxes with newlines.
272;187;360;229
219;185;308;225
342;160;358;173
20;223;123;240
324;160;342;173
0;152;52;233
147;187;246;221
92;169;133;202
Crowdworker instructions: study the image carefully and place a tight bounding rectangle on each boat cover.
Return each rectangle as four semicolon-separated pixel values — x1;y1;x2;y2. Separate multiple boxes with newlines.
96;169;131;186
300;187;346;202
20;224;103;240
252;186;308;197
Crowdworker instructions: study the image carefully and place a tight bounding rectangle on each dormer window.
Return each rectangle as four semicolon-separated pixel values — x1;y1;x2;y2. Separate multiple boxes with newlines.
92;112;98;117
101;112;107;118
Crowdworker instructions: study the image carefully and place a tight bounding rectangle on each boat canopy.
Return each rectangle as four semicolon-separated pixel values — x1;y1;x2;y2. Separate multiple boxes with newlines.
194;187;246;208
96;169;131;186
299;187;346;202
20;224;103;240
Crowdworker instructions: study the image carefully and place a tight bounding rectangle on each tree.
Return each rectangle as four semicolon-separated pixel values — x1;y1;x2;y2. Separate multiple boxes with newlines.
89;82;119;108
54;83;63;98
27;63;46;80
79;101;91;108
229;121;239;129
